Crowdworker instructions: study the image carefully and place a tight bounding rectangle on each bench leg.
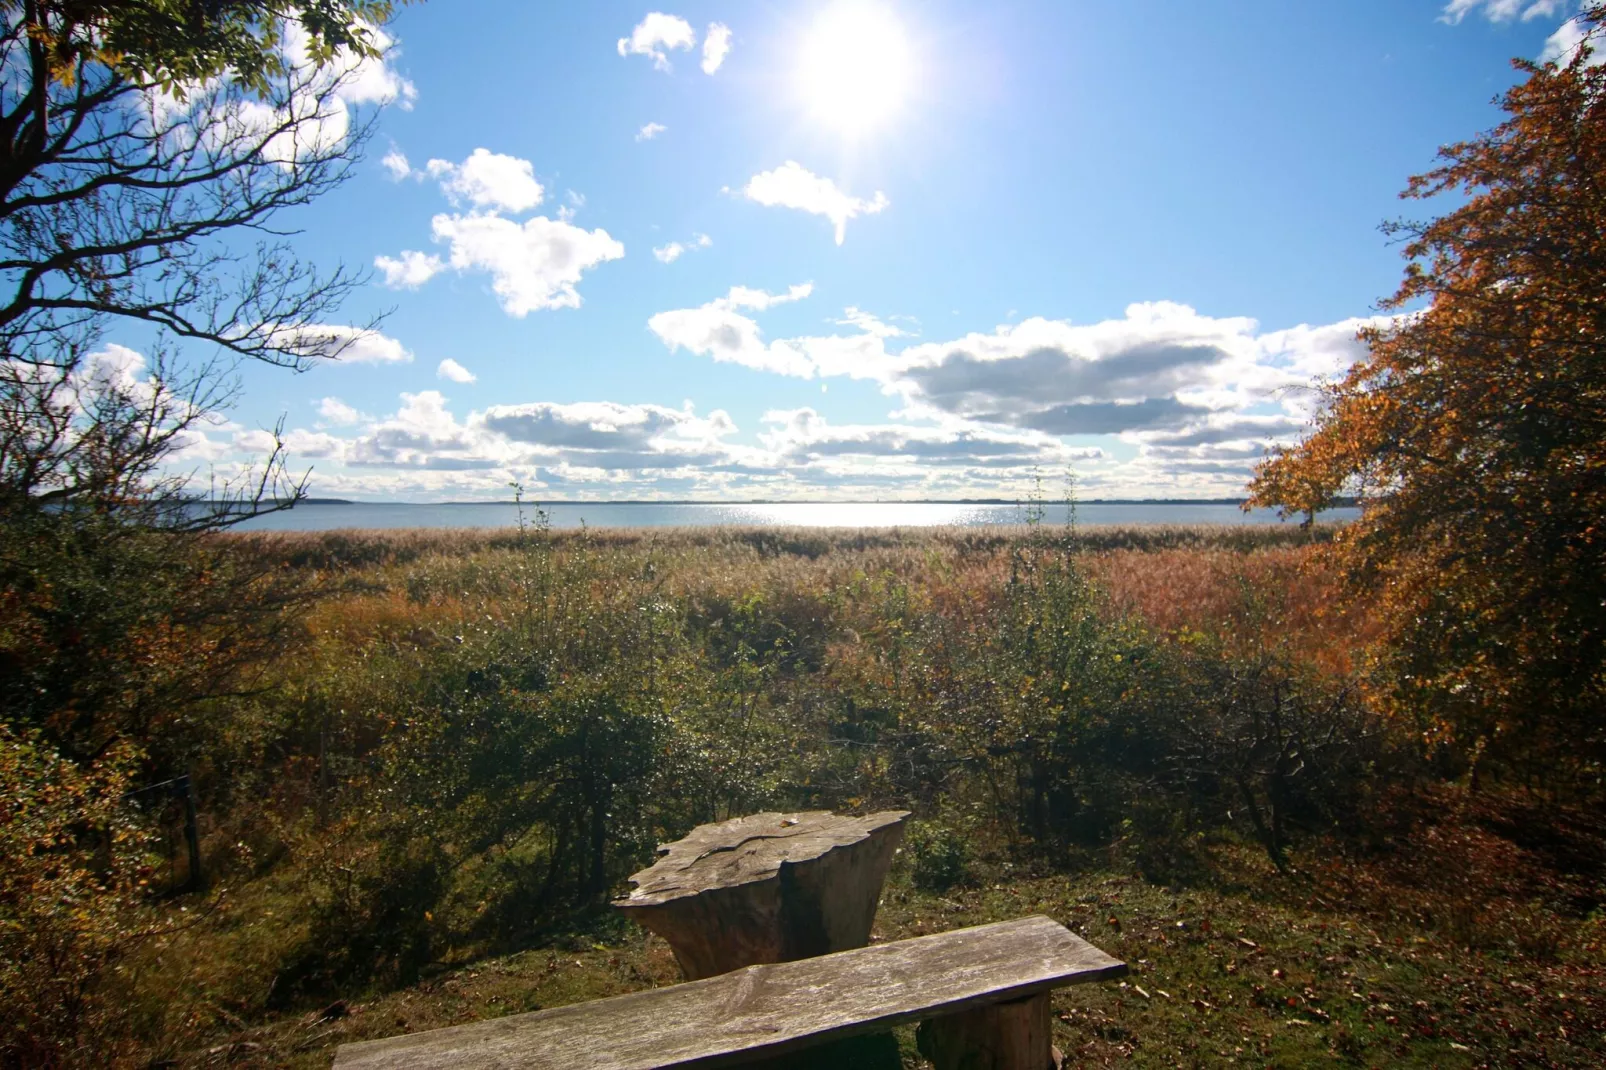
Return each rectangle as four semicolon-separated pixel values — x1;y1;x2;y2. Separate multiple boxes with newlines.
916;993;1059;1070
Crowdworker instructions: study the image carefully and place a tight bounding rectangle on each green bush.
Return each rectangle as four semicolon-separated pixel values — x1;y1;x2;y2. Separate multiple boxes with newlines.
907;824;971;892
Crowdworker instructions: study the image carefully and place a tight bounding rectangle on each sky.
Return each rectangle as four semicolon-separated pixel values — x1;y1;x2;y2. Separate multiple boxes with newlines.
141;0;1598;502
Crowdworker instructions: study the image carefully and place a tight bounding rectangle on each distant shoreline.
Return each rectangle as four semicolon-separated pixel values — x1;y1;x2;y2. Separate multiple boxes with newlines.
294;496;1359;508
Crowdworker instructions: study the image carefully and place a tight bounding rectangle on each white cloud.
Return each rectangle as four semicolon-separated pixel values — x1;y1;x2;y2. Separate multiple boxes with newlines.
647;284;910;383
760;408;1102;469
1440;0;1568;22
437;358;477;384
617;13;697;71
702;22;733;74
237;426;349;460
431;212;626;316
648;289;1391;449
1540;8;1604;64
201;22;416;170
271;325;413;364
1440;1;1602;67
718;282;813;311
648;284;818;376
742;162;889;244
344;390;497;470
425;148;545;213
318;397;363;426
378;149;622;315
381;148;412;180
318;23;417;108
653;233;711;263
636;122;667;141
836;307;907;338
482;400;738;470
281;394;746;482
374;249;445;289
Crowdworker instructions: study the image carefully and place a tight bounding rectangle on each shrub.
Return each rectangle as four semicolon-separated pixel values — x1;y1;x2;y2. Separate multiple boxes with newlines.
0;731;161;1066
907;824;971;892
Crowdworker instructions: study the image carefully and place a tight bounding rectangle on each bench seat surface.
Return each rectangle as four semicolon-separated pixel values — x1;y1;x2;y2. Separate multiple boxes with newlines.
332;915;1126;1070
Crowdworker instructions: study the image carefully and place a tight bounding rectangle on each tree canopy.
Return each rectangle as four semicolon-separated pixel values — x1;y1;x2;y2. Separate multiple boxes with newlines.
8;1;403;93
1249;7;1606;777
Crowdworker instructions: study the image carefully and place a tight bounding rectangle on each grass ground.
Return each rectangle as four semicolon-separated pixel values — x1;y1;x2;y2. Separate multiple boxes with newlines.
191;786;1604;1070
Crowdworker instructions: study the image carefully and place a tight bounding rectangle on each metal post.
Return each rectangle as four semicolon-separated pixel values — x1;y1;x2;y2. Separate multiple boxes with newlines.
175;773;205;893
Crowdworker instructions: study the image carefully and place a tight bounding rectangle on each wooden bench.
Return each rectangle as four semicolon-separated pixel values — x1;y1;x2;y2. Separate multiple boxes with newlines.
331;916;1127;1070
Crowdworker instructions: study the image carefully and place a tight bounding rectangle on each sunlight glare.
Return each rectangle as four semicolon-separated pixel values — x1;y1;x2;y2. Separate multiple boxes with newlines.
797;2;913;136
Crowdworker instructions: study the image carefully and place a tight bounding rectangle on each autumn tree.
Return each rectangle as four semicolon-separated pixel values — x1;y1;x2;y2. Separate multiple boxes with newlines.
0;0;412;758
0;7;413;1056
1249;7;1606;785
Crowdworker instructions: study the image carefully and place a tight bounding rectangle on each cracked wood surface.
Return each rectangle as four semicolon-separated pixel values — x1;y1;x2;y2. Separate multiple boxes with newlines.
618;811;910;904
332;915;1127;1070
613;810;909;979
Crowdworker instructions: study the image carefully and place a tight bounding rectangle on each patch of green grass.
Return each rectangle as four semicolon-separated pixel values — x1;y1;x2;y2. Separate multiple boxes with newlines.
183;833;1603;1069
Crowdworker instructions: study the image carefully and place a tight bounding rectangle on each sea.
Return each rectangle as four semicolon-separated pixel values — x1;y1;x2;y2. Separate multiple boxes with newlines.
233;501;1359;532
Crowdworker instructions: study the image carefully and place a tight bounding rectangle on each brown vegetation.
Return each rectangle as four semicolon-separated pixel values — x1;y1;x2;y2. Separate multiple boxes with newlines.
4;522;1600;1067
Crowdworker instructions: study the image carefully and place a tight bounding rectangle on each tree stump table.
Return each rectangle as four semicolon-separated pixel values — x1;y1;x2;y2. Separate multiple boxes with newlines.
614;809;910;980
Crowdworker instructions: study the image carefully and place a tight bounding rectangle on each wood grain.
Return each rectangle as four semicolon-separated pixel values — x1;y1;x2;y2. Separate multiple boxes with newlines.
916;993;1053;1070
332;915;1127;1070
614;810;908;979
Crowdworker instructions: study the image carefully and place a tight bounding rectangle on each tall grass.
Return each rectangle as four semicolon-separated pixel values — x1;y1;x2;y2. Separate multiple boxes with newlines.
7;522;1393;1065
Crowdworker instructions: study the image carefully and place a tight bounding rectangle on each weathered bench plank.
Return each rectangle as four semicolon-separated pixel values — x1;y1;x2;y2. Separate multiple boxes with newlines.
332;916;1125;1070
615;810;909;979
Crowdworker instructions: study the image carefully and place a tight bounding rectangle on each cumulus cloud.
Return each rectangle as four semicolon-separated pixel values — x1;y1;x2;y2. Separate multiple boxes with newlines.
374;249;444;288
702;23;733;73
381;147;412;180
425;148;545;213
437;358;477;384
343;390;498;470
174;21;415;171
1540;7;1604;64
250;385;1123;500
377;148;623;315
318;23;417;108
431;212;625;316
878;303;1368;435
742;162;889;244
270;325;413;364
760;408;1102;469
482;400;739;470
1136;414;1308;448
280;394;746;482
647;291;1388;456
648;286;923;382
617;13;697;71
648;283;824;376
636;121;667;141
318;397;363;426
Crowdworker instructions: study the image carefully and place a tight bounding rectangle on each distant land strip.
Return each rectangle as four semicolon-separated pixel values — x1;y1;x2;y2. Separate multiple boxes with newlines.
289;497;1362;508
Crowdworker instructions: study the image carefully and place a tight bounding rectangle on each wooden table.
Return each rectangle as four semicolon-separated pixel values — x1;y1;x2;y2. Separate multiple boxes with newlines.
613;810;910;980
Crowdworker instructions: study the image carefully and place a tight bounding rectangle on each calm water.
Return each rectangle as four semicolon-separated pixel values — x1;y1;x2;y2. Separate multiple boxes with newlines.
235;501;1358;531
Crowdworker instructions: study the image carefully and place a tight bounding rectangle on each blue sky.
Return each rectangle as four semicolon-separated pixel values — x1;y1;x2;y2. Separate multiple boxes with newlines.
152;0;1595;501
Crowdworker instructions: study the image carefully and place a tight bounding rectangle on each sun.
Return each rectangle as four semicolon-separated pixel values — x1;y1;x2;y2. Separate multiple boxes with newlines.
797;2;913;137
